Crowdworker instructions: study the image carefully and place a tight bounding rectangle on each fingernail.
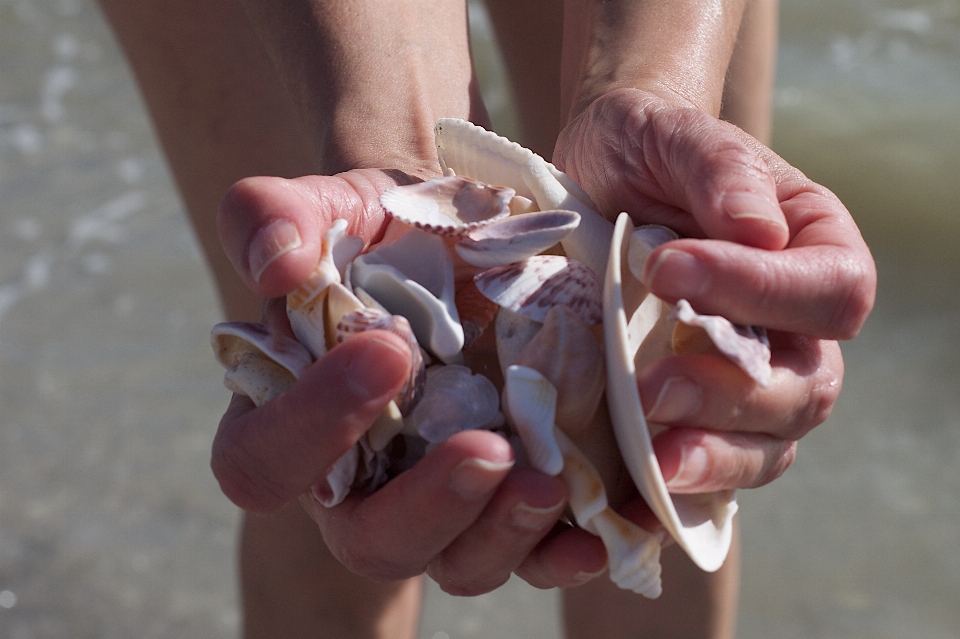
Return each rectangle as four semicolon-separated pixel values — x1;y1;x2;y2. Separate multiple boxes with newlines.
571;567;608;586
646;376;702;423
249;219;302;283
722;191;787;230
644;249;710;299
510;499;565;532
344;337;411;402
627;225;677;280
665;445;709;491
449;457;514;501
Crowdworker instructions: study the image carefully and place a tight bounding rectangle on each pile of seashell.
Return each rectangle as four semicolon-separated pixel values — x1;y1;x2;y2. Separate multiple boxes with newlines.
211;118;772;598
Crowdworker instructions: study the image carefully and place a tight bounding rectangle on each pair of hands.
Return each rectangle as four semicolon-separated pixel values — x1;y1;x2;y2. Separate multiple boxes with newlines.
211;90;876;595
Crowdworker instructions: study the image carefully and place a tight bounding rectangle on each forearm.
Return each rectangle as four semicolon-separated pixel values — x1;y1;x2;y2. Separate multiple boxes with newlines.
561;0;746;121
239;0;488;175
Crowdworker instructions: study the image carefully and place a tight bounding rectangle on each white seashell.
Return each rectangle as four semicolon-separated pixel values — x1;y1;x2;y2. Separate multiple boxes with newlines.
494;308;543;377
210;322;313;406
434;117;614;278
474;255;603;326
287;219;364;358
455;209;581;268
627;224;679;281
604;212;738;573
380;175;514;237
351;228;464;363
404;365;503;444
672;300;772;386
503;365;564;476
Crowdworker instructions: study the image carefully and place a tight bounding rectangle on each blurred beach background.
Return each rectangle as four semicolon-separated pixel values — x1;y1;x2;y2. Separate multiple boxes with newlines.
1;0;958;637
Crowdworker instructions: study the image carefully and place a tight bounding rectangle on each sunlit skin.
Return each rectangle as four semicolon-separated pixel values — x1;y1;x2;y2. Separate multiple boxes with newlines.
97;0;875;637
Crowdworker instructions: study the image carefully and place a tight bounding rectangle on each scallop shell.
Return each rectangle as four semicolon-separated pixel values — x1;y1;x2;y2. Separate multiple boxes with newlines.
380;175;514;237
604;212;738;573
474;255;603;326
455;209;581;268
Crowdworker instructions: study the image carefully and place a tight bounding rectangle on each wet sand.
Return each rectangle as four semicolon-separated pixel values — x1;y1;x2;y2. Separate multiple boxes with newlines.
1;1;958;637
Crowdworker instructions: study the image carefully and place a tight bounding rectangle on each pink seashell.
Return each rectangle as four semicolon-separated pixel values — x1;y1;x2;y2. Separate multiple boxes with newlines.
474;255;603;326
455;209;580;268
455;279;499;348
380;176;514;237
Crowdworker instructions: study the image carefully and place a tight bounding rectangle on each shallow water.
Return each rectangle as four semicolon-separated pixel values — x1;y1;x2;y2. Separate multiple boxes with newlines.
1;0;958;637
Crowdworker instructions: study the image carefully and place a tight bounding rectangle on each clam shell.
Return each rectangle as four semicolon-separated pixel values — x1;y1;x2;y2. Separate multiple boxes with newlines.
455;209;581;268
604;212;737;573
351;228;464;363
380;175;514;237
627;224;680;281
474;255;603;326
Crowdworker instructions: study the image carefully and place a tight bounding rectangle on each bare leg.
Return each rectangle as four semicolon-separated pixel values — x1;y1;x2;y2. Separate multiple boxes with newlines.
563;528;741;639
483;0;564;159
97;1;423;636
720;0;778;145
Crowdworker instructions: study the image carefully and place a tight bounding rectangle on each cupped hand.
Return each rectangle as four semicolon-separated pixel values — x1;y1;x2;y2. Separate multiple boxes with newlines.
213;169;607;594
555;88;876;494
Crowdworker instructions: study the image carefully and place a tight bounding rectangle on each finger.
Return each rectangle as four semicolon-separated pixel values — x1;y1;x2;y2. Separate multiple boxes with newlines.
652;428;798;494
211;330;412;512
638;337;844;441
556;88;789;249
217;169;413;298
426;468;568;596
301;430;515;582
642;235;875;341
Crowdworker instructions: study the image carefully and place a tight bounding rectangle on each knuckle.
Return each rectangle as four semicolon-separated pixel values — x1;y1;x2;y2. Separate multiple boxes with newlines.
828;251;878;340
753;440;798;488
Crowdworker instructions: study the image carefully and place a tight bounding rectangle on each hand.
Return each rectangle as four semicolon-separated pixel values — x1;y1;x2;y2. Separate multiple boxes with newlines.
554;88;877;494
213;170;607;594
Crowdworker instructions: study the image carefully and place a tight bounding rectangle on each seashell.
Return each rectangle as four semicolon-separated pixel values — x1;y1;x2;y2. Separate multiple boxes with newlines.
552;427;662;598
494;308;543;376
474;255;603;326
287;219;364;358
514;305;605;437
404;365;503;444
380;175;514;237
502;365;564;476
672;300;772;386
435;117;614;278
351;228;464;363
454;209;581;268
604;212;738;573
210;322;313;406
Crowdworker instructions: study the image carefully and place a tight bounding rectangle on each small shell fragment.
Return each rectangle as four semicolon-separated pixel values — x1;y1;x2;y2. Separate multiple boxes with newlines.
672;300;772;386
